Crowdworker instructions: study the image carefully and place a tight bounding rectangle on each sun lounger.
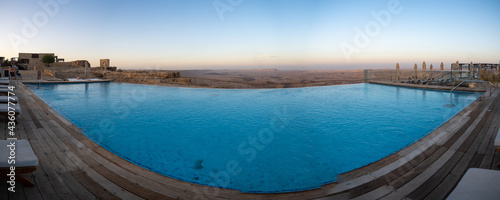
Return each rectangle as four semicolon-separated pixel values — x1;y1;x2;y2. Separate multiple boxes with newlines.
0;140;39;186
0;80;11;85
0;103;21;123
446;168;500;200
0;96;18;103
0;88;11;95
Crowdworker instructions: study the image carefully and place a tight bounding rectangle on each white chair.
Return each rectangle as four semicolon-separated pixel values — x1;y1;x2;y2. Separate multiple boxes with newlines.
0;140;39;186
447;168;500;200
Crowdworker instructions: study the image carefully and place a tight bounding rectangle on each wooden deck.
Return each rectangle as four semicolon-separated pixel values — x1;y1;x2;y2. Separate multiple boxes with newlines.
1;83;499;200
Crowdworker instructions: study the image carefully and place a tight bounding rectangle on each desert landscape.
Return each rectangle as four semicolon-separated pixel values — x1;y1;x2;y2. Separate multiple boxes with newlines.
178;69;365;88
15;67;366;89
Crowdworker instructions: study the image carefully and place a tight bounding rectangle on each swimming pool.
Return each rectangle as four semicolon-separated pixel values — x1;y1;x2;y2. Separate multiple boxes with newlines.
26;83;481;193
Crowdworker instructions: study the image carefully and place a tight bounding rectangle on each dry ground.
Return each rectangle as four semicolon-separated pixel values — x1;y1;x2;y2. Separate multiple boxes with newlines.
15;68;366;88
179;69;365;88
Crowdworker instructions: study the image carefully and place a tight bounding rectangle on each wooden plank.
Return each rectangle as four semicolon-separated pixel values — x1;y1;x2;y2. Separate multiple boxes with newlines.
388;146;447;189
24;106;42;129
8;178;27;200
423;173;460;200
446;91;497;150
20;125;62;200
22;173;44;200
0;180;9;200
59;134;175;199
338;153;401;182
476;109;500;155
348;145;439;198
31;132;86;200
47;118;154;200
58;170;97;200
424;149;478;199
57;146;140;200
27;96;141;199
456;105;495;153
29;157;60;200
479;99;500;168
51;133;139;199
480;140;497;169
406;151;464;200
408;93;500;199
468;153;484;168
70;170;122;200
48;117;193;196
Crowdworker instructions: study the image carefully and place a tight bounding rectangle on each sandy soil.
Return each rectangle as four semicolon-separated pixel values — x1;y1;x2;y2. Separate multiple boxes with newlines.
16;68;366;89
179;69;365;88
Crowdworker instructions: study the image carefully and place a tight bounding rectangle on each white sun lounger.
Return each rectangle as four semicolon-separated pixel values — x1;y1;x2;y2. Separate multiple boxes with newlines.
0;103;21;123
0;80;11;85
447;168;500;200
0;88;11;94
0;140;39;186
0;96;18;103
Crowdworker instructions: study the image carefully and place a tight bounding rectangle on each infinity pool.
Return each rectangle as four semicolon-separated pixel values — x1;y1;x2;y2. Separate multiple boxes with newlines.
26;83;481;193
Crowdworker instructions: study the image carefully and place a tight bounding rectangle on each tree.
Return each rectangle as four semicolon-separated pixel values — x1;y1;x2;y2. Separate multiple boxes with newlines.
2;59;9;66
42;54;55;68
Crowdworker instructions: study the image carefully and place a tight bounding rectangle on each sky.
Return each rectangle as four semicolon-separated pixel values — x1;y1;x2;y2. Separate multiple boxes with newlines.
1;0;499;70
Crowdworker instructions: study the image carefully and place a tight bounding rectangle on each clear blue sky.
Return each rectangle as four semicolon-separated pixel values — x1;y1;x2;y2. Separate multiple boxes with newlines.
1;0;499;70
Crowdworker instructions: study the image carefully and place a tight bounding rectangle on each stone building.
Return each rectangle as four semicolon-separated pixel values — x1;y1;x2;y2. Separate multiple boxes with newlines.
18;53;57;70
17;53;89;70
100;59;110;68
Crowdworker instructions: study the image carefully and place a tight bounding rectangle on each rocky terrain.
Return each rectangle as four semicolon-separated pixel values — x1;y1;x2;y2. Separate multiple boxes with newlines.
16;67;366;89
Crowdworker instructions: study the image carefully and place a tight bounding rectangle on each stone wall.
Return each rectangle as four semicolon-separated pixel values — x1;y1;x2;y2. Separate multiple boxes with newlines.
42;70;72;79
42;70;56;77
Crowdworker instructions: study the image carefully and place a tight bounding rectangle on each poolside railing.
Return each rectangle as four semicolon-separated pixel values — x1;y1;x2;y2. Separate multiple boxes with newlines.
365;69;492;92
364;69;482;83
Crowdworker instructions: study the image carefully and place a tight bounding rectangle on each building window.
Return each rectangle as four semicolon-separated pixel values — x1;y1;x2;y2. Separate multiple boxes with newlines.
19;59;29;64
32;54;39;58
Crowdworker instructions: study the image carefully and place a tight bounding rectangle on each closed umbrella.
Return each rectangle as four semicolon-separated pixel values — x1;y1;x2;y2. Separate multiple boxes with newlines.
422;61;427;79
414;63;418;79
396;63;400;81
470;62;474;79
440;62;444;77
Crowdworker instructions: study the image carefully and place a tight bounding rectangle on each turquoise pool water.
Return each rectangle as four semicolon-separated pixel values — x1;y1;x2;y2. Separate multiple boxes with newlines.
26;83;482;193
